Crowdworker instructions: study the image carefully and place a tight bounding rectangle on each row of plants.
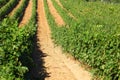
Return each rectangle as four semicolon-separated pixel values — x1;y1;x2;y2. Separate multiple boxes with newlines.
51;0;76;25
60;0;120;20
0;0;10;8
85;0;120;3
0;0;37;79
9;0;29;21
0;0;19;20
45;0;120;80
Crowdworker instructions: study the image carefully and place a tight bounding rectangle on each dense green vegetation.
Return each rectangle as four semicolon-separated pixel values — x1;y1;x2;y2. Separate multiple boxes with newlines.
0;0;37;79
86;0;120;3
45;0;120;80
0;0;120;79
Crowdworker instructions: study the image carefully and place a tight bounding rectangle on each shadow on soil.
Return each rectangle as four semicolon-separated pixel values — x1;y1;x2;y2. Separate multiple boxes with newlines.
30;34;50;80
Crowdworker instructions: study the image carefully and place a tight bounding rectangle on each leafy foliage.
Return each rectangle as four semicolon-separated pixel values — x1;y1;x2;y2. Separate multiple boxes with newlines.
0;0;37;79
45;0;120;79
86;0;120;3
0;19;28;79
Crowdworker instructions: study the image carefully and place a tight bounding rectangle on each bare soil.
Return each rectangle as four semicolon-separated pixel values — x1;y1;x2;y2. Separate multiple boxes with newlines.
32;0;92;80
47;0;65;26
19;0;32;27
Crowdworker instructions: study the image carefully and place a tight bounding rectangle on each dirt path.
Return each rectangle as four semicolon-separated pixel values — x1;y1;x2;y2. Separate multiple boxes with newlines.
19;0;32;27
35;0;92;80
9;0;22;16
47;0;65;26
55;0;77;21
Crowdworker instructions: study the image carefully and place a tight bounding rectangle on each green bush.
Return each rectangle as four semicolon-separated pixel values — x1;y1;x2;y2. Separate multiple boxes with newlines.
0;18;36;80
0;19;28;79
0;0;37;79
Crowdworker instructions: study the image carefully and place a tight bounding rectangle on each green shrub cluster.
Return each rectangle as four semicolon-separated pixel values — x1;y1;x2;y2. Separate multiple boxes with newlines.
54;22;120;80
0;0;19;20
0;0;37;79
45;0;120;79
0;19;28;80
